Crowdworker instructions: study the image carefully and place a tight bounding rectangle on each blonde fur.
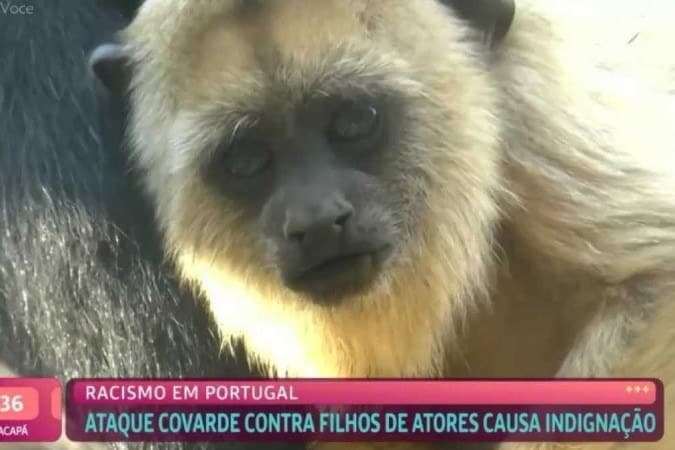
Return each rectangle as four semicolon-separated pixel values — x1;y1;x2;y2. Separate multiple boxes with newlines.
121;0;675;447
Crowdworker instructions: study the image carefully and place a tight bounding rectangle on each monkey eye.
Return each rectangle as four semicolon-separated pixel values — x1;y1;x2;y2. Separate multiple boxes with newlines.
222;139;272;178
327;102;380;142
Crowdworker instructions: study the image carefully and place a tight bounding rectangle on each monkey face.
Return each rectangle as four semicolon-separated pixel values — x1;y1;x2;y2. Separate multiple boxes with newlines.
193;82;423;304
123;0;504;311
200;94;409;303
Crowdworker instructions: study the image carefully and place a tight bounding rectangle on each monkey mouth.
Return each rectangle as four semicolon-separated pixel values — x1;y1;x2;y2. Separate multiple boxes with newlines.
299;252;373;280
285;248;389;304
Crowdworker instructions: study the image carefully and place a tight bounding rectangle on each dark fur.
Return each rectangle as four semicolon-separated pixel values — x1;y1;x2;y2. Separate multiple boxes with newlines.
0;1;302;449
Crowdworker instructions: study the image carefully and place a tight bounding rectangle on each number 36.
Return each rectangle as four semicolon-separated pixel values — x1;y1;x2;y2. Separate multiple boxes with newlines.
0;395;23;412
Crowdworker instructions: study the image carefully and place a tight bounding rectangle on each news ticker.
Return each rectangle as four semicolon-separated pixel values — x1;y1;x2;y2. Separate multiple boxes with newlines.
0;378;664;443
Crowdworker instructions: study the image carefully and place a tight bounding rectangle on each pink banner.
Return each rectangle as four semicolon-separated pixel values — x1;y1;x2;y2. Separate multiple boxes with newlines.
0;377;61;443
68;379;658;406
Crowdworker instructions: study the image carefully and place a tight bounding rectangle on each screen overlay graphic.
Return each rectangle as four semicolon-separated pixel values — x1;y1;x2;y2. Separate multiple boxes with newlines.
0;378;61;442
63;379;664;443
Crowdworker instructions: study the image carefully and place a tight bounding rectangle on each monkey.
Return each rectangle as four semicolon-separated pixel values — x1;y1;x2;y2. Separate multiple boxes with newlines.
0;1;306;449
91;0;675;446
91;0;516;378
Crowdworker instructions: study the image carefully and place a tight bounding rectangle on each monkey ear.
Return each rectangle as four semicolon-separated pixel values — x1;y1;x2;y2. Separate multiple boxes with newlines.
442;0;515;48
89;43;132;96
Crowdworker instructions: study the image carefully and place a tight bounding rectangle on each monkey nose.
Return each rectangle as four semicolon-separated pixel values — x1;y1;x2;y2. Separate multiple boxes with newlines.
283;198;354;247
